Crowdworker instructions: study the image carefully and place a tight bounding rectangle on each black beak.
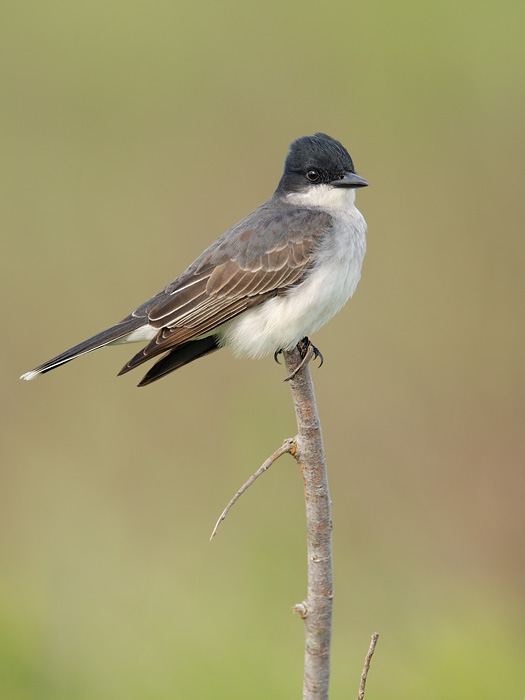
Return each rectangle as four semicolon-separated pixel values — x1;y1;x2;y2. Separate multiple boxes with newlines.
331;171;369;188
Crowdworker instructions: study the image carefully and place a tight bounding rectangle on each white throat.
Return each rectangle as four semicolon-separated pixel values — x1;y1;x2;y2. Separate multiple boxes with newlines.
285;184;356;211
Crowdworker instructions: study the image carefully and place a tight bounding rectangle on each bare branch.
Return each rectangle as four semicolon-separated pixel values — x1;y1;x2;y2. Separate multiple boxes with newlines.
283;345;332;700
356;633;379;700
211;340;351;699
210;437;296;540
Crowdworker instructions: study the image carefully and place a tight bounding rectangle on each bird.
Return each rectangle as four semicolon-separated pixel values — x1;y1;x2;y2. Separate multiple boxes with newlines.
21;133;368;387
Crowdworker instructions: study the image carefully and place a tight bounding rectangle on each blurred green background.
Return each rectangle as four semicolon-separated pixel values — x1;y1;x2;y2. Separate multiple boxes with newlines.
2;1;524;698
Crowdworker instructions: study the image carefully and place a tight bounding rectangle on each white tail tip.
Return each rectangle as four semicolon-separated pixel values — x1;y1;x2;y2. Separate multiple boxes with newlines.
20;370;40;381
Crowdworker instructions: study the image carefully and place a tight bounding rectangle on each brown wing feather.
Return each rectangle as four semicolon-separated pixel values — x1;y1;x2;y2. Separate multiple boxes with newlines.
120;297;255;374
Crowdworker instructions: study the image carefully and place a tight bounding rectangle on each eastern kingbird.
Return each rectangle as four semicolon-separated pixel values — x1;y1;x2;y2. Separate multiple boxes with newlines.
21;133;368;387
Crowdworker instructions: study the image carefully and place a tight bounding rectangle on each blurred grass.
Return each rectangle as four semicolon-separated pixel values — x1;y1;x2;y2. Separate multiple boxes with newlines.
1;1;524;698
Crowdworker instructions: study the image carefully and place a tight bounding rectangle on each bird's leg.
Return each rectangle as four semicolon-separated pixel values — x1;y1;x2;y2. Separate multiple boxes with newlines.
283;337;324;382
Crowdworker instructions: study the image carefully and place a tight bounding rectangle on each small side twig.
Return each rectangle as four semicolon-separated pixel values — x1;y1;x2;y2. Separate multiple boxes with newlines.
210;437;296;540
356;633;379;700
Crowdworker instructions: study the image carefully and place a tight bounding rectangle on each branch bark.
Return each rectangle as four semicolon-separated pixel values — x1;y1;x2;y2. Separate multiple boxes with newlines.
283;345;333;700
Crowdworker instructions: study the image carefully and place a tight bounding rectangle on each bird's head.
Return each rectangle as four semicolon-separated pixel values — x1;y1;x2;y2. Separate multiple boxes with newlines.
276;133;368;209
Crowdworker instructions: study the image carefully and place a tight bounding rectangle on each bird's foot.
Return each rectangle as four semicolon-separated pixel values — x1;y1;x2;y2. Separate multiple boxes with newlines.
298;337;323;367
274;349;282;365
283;337;323;382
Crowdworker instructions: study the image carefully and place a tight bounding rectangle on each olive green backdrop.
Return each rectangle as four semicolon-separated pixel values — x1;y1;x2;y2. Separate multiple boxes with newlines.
2;2;523;698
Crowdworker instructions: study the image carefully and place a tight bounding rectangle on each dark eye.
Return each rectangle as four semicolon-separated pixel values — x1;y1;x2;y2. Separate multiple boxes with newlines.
306;169;320;182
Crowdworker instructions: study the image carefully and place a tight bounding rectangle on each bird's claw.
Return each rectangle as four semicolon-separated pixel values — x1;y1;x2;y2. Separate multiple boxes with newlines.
283;337;324;381
311;343;324;368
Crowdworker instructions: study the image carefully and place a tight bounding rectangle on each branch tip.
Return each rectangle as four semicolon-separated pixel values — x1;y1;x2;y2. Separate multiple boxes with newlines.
283;344;314;382
356;632;379;700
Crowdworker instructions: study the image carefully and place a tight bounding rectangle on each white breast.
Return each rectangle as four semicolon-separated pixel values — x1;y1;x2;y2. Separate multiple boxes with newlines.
219;201;367;358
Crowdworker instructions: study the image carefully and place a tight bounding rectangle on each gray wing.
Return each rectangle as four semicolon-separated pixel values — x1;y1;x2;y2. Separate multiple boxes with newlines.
120;205;333;373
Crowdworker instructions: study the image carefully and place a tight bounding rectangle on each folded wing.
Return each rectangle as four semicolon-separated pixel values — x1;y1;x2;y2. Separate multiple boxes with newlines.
120;207;332;375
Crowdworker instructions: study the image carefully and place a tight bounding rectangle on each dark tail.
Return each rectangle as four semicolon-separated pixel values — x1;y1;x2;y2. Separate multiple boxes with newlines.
20;318;144;381
134;336;219;387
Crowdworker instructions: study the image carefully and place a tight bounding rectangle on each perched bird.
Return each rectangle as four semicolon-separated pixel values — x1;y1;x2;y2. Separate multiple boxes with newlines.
21;133;368;387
